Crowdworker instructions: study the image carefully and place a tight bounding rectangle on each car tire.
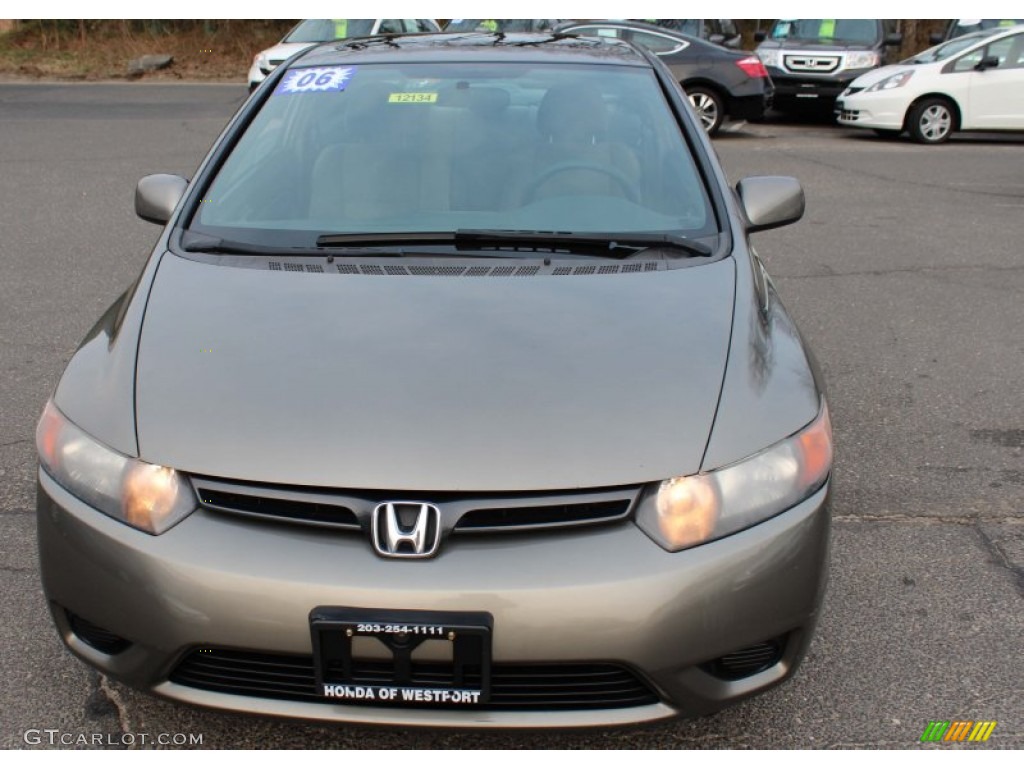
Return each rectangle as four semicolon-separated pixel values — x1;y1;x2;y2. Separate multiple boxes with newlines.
686;86;725;135
872;128;901;139
907;98;956;144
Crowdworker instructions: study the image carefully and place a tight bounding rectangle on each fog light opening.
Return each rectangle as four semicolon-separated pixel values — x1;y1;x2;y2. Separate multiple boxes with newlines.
699;635;786;681
66;610;132;655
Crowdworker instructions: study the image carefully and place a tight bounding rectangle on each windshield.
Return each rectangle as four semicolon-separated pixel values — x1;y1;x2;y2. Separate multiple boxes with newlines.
284;19;376;44
444;20;560;33
642;20;701;37
904;29;994;63
769;19;880;45
191;62;714;246
948;19;1023;40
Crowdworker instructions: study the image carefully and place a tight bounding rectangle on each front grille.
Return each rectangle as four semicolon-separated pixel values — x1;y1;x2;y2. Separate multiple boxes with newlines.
67;611;132;655
700;637;785;680
170;648;659;711
196;487;359;530
838;109;861;121
192;477;638;537
783;55;839;73
455;499;630;531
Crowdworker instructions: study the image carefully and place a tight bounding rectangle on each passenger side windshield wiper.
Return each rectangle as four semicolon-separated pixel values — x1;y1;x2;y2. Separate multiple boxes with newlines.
315;230;713;258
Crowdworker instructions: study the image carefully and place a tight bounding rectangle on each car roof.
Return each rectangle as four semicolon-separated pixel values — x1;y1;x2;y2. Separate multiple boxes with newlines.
291;31;651;68
555;19;708;45
948;23;1024;46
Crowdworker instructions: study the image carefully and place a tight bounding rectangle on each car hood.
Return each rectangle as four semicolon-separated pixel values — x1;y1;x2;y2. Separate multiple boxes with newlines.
135;254;735;491
848;63;917;89
258;42;316;62
758;40;874;52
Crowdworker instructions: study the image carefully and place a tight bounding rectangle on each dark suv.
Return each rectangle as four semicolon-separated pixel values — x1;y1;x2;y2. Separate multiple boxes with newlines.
754;19;902;112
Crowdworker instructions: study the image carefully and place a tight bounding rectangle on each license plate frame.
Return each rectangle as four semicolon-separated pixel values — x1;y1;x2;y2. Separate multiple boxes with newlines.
310;607;493;706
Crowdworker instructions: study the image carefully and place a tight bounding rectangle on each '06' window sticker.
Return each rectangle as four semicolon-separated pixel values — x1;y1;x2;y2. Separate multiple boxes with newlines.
274;66;357;96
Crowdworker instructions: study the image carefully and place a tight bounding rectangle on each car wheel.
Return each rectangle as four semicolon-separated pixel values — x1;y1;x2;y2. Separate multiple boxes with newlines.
872;128;901;139
907;98;955;144
686;87;725;135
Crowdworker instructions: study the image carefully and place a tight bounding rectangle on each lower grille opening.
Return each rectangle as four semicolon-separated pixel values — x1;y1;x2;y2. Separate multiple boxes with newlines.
67;611;132;655
700;636;786;681
170;648;660;711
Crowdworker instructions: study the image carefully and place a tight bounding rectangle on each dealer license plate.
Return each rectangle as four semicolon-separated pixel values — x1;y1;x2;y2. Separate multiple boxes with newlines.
310;607;492;706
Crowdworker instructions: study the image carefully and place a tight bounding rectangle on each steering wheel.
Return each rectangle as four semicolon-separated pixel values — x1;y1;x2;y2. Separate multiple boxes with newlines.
522;161;640;204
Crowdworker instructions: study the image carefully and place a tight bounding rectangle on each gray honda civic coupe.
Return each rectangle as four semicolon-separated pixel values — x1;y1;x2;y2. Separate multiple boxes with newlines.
36;32;832;728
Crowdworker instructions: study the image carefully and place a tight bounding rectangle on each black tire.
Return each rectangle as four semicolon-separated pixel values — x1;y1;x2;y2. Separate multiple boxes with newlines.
873;128;901;139
907;98;956;144
686;86;725;135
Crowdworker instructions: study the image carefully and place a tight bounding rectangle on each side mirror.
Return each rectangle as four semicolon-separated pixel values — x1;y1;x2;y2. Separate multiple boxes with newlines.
736;176;805;233
975;55;1000;71
884;33;903;46
753;30;766;43
135;174;188;225
929;32;943;45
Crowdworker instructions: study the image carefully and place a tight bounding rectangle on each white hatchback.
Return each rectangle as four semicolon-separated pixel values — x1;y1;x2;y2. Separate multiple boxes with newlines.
248;19;440;91
836;25;1024;143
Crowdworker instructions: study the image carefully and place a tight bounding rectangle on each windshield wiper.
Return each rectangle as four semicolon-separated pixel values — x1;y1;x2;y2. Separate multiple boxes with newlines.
457;229;713;257
181;232;404;258
314;232;460;249
315;230;713;258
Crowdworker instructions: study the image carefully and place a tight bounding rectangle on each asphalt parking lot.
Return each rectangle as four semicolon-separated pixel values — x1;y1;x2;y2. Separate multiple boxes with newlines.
1;83;1021;749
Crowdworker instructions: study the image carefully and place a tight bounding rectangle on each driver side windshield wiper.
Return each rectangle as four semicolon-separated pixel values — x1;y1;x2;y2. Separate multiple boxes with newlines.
181;231;404;258
315;230;713;258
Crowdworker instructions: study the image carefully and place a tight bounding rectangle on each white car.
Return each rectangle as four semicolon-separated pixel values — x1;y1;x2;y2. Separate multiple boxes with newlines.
836;24;1024;143
248;19;440;91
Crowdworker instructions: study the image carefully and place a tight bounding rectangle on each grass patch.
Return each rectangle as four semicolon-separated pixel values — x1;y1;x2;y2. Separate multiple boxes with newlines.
0;20;295;81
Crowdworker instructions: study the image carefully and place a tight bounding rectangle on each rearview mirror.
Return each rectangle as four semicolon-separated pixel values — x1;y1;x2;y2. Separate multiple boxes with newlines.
884;33;903;46
708;33;725;44
754;30;766;43
736;176;805;233
135;174;188;225
929;32;943;45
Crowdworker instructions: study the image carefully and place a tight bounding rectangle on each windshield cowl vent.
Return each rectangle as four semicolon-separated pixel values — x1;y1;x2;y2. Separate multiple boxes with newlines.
262;261;664;276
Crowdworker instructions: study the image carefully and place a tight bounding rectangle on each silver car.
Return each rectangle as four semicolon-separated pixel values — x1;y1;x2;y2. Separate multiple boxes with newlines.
37;32;832;728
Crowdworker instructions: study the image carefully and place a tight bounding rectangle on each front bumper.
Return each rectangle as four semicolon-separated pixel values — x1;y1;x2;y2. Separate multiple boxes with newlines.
38;469;831;728
246;62;266;90
835;92;909;130
769;68;875;103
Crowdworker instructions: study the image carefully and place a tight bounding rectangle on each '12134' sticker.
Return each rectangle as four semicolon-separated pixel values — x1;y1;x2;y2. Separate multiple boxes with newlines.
274;67;356;96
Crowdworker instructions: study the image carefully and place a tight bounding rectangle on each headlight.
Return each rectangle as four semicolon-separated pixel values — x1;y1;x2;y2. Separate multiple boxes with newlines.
846;51;880;69
866;71;914;91
757;49;781;68
36;401;195;535
636;402;832;552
